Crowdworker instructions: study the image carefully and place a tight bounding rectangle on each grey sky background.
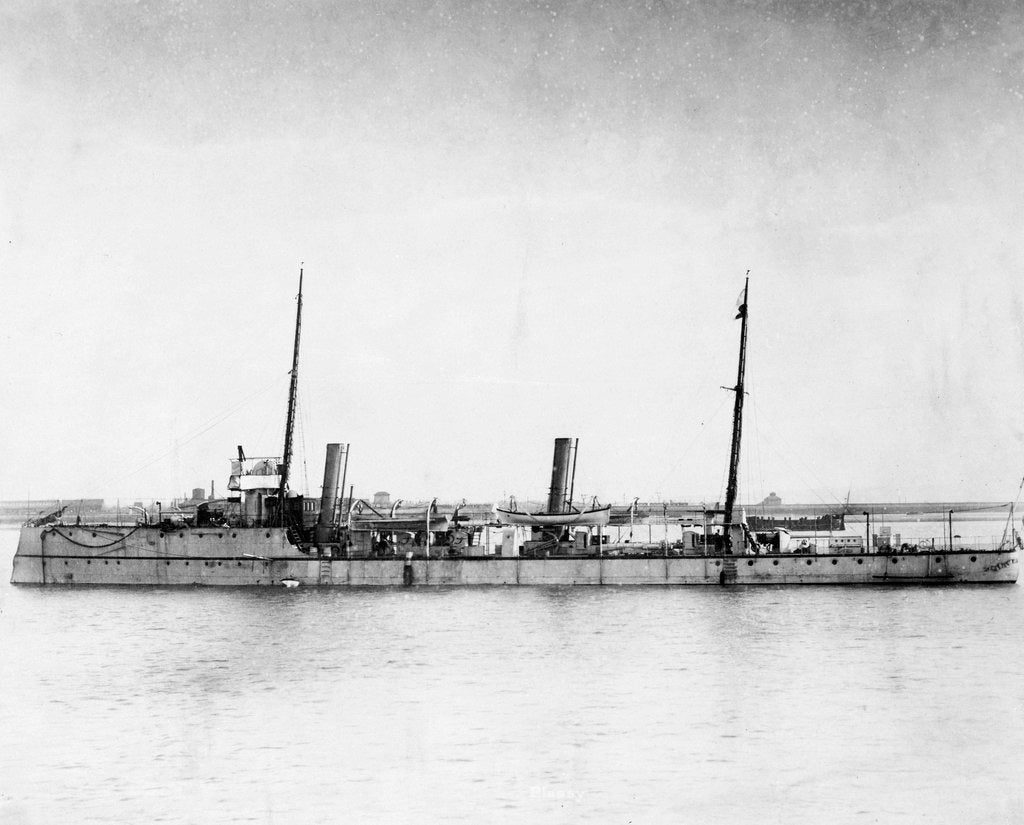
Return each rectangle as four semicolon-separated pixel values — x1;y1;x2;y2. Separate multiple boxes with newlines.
2;0;1023;507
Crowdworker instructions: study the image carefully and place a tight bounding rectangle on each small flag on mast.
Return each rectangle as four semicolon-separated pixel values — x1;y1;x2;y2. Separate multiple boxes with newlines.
734;285;747;319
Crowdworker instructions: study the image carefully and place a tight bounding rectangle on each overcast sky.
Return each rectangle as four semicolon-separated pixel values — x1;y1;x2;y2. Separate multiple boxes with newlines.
2;0;1023;507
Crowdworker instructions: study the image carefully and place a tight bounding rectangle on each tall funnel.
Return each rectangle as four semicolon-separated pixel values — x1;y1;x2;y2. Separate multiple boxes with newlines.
316;443;344;540
546;438;577;514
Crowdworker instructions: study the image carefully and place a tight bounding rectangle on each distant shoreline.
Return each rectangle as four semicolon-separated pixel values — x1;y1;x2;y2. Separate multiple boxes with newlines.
1;504;1012;528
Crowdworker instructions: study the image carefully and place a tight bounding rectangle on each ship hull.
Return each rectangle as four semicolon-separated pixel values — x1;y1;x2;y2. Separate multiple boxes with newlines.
11;525;1019;586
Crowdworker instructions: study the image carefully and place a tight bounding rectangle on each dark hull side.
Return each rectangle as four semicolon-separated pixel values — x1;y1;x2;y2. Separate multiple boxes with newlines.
10;525;1019;586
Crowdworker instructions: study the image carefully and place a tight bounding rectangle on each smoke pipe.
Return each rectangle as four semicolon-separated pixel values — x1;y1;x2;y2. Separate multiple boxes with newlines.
546;438;575;514
317;444;343;532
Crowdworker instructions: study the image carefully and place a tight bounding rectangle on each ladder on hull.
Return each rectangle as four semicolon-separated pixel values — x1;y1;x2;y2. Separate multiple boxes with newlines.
720;557;738;584
318;557;333;585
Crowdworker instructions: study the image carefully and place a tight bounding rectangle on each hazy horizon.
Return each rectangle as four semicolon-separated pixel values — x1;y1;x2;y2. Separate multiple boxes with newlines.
3;1;1023;506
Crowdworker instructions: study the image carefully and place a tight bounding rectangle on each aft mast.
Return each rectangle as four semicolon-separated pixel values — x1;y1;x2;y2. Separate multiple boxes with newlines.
723;274;749;540
278;266;304;524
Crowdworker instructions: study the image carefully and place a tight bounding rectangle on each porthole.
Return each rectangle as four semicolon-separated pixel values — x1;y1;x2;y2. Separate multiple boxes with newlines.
166;561;170;566
892;558;898;564
232;533;237;538
831;559;838;565
237;562;242;567
806;559;812;565
64;560;68;566
104;560;108;565
935;556;943;563
747;560;754;566
266;532;271;538
217;562;222;566
92;532;97;538
185;561;189;566
772;560;779;566
971;556;977;562
714;560;721;567
218;533;224;538
87;560;91;564
857;559;864;565
179;533;184;538
159;533;164;538
116;561;121;565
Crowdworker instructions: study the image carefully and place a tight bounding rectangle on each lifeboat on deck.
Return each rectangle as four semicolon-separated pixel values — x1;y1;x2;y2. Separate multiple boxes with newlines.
495;505;611;527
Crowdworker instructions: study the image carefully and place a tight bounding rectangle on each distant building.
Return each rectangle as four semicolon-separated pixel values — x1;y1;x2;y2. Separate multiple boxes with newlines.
0;499;106;525
761;491;782;507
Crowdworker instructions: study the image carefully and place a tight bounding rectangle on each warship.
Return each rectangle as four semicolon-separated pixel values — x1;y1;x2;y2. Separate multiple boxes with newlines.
11;273;1019;586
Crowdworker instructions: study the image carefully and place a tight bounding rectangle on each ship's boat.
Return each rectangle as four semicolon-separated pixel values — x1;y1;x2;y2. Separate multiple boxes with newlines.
495;505;611;527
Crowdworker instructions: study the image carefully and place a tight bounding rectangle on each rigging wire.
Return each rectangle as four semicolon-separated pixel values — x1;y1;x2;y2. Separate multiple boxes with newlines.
87;374;288;494
999;477;1024;549
253;380;287;452
716;447;729;513
297;386;312;495
745;395;761;513
653;393;731;495
751;388;766;515
748;395;846;510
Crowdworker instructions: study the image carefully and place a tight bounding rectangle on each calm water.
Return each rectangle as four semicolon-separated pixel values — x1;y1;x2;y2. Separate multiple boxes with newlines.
1;525;1023;824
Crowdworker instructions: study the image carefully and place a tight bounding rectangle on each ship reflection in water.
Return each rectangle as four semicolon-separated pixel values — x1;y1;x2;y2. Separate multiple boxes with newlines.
1;530;1022;823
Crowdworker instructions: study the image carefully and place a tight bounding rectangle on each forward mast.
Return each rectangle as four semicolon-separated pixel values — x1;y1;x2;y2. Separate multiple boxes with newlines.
277;267;303;525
